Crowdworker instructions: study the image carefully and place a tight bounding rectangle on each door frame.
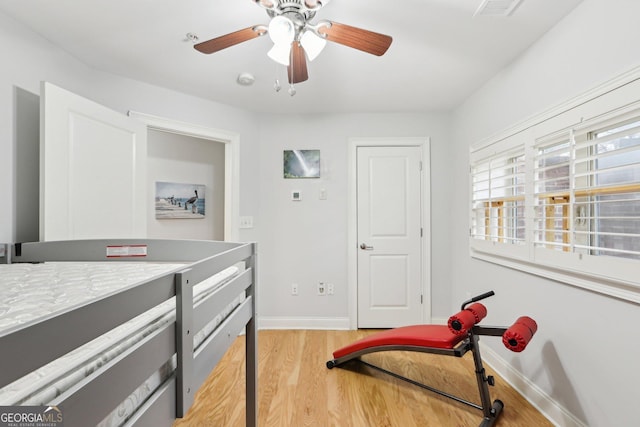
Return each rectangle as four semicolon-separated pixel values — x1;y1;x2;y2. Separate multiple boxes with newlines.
347;137;431;329
128;111;240;241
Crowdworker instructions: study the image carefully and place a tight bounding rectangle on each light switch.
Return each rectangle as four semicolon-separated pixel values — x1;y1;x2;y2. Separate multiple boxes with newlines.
239;216;254;228
319;188;327;200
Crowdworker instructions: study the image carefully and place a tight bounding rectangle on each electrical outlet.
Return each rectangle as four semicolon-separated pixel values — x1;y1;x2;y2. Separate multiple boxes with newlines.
317;282;326;296
292;283;298;296
327;283;334;295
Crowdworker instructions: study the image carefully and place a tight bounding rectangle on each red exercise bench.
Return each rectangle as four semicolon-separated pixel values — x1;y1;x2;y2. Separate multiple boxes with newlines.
326;291;537;427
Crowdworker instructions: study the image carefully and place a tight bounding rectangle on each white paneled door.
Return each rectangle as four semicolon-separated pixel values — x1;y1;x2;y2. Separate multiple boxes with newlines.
40;82;147;241
357;146;423;328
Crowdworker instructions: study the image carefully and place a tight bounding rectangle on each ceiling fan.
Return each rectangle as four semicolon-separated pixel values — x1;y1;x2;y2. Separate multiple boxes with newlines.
194;0;393;86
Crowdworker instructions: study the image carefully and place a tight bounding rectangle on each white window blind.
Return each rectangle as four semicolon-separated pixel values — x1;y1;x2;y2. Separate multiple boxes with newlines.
533;135;572;252
471;149;525;245
533;120;640;260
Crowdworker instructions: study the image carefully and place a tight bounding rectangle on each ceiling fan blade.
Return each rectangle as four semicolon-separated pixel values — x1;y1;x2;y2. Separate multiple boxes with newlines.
288;42;309;84
194;26;266;54
319;21;392;56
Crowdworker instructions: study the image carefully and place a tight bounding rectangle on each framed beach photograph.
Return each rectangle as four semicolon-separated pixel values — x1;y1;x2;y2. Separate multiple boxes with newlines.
155;181;205;219
283;149;320;179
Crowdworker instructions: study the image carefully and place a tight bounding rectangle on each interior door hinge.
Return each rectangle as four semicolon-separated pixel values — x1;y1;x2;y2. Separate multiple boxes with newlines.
421;294;423;304
419;161;423;171
420;227;423;237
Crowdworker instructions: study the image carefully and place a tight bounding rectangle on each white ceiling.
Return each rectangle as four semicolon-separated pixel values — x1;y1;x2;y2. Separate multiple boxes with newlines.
0;0;583;114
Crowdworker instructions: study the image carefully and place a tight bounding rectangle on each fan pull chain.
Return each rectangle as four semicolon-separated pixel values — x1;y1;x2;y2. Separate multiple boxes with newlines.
274;61;281;92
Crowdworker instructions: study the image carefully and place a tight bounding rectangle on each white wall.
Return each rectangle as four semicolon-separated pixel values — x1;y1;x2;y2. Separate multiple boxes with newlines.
256;112;453;325
451;1;640;425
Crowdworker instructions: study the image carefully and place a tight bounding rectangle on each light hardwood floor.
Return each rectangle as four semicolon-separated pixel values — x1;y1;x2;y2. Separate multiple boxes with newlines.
174;330;552;427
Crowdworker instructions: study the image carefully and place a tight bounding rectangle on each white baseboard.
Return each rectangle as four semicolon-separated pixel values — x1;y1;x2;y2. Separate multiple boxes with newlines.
480;343;586;427
259;316;351;330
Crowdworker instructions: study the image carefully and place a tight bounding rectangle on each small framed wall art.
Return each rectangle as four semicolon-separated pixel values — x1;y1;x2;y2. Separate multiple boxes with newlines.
155;181;205;219
283;149;320;179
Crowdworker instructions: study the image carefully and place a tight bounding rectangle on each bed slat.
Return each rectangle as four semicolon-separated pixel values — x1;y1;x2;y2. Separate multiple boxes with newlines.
123;375;177;427
193;296;253;393
193;268;253;332
186;243;254;285
51;323;175;426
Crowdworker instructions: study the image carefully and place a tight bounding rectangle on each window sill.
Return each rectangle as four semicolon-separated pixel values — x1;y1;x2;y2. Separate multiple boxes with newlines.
470;246;640;304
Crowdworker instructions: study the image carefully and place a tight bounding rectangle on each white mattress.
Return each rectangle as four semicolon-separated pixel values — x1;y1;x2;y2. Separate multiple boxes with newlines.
0;261;242;426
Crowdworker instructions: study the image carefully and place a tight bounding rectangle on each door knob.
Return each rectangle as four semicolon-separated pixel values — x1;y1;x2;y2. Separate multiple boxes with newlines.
360;243;374;250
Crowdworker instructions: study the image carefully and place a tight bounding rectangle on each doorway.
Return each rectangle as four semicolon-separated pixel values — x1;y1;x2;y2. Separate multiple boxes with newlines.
129;111;240;242
348;138;431;328
147;129;225;241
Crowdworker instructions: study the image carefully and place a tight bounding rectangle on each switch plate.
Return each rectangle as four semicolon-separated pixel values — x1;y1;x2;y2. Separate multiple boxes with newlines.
239;216;254;229
327;283;334;295
319;188;327;200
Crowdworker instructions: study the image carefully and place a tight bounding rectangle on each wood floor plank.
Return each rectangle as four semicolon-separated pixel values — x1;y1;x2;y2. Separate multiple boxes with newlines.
175;330;553;427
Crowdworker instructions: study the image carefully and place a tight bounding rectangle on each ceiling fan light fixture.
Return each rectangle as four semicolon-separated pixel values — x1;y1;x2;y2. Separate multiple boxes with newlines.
267;43;291;66
300;30;326;61
268;15;295;45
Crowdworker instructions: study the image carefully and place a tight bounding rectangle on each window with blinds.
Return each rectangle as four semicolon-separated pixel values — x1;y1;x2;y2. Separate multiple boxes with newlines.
471;150;525;245
533;120;640;260
469;74;640;300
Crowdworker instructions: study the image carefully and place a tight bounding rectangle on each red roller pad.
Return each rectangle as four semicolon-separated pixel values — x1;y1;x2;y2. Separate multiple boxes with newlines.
448;303;487;335
466;303;487;323
502;316;538;352
448;309;477;335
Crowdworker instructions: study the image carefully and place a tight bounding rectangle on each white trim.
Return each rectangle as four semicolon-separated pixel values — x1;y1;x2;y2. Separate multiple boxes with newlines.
480;343;587;427
127;111;240;241
258;316;351;330
471;250;640;304
347;137;431;330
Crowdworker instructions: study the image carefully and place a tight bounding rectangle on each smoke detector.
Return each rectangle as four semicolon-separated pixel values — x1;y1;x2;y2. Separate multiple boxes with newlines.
474;0;523;17
237;72;255;86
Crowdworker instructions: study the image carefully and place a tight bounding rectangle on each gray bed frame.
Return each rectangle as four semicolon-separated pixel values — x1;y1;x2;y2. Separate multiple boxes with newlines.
0;239;257;427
